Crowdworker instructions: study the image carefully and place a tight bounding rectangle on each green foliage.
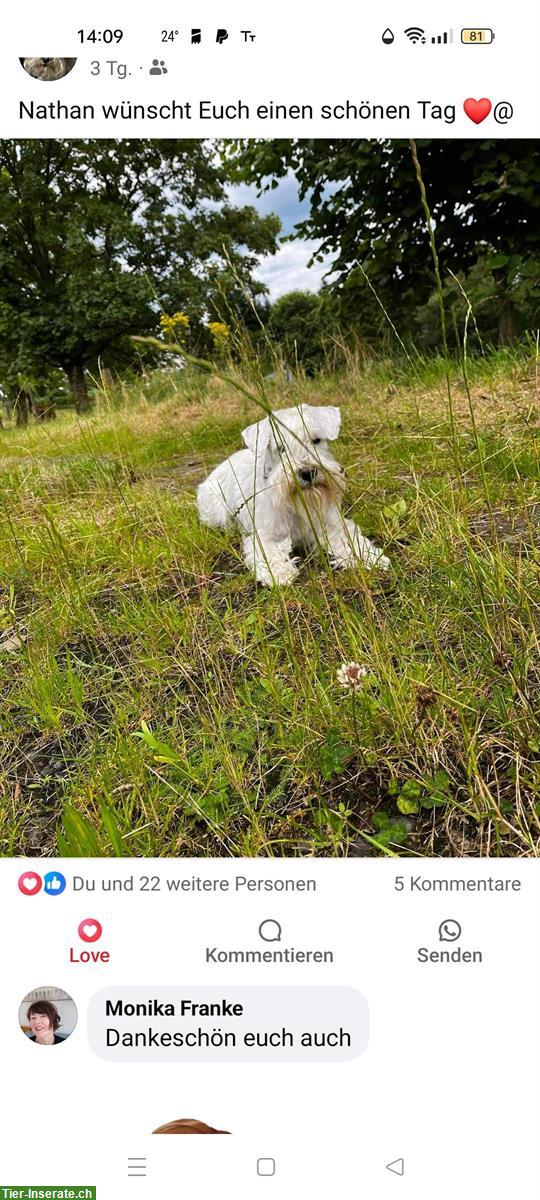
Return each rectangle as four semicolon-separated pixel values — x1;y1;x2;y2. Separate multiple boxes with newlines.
227;139;540;346
0;139;279;405
268;290;339;372
389;771;452;815
57;806;105;856
317;727;353;781
371;812;410;848
57;800;126;856
1;347;540;859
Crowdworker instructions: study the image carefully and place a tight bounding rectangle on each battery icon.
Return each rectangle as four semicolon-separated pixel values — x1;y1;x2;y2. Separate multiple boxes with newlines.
461;28;494;43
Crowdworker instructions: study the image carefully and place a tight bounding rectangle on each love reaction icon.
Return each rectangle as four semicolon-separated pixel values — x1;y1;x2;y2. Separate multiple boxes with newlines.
18;871;42;895
463;97;492;124
78;918;103;943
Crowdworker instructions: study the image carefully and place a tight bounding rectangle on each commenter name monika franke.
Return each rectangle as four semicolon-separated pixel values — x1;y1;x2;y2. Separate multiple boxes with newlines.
102;997;351;1049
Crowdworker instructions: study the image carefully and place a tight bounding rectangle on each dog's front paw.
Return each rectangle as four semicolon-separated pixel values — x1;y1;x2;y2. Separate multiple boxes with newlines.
369;549;391;571
253;545;299;587
331;545;391;572
260;559;299;586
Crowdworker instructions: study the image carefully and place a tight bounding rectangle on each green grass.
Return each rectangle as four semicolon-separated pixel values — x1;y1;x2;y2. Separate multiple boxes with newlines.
1;348;540;857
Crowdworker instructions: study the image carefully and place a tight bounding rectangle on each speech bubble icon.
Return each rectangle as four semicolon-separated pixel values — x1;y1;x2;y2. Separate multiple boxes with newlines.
258;919;282;943
438;918;462;942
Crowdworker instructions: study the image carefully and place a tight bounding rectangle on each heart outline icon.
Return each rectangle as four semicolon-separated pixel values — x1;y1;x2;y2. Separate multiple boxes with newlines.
78;918;103;943
463;97;492;124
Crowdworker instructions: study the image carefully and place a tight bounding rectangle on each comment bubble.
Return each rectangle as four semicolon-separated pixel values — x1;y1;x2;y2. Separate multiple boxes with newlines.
88;986;368;1062
258;919;282;942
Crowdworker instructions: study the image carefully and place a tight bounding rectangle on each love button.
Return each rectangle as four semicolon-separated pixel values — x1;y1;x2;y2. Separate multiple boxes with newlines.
78;918;103;943
70;917;110;964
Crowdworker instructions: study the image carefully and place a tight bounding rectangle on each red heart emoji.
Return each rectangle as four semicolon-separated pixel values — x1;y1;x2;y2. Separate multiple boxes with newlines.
463;97;492;124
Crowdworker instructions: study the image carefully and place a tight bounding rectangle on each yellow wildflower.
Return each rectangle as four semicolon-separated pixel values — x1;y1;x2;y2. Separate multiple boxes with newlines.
208;321;230;349
160;312;190;338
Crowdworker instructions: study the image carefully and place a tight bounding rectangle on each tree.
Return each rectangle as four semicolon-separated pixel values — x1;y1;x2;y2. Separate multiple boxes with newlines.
226;139;540;346
0;140;279;410
269;290;336;372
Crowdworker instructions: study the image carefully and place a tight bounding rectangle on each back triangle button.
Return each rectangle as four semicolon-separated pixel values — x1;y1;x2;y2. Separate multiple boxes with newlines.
386;1158;405;1176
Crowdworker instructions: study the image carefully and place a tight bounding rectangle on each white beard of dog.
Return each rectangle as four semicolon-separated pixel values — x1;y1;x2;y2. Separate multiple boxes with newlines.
22;57;76;81
197;404;390;586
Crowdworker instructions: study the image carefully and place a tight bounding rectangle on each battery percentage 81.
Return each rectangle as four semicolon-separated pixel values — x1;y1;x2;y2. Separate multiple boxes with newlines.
461;28;494;43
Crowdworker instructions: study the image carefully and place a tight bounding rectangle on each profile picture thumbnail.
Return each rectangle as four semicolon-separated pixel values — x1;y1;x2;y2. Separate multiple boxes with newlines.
19;986;78;1046
152;1118;231;1135
20;57;77;82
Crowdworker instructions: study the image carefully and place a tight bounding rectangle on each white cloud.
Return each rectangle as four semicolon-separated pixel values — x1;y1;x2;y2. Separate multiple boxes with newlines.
255;240;335;300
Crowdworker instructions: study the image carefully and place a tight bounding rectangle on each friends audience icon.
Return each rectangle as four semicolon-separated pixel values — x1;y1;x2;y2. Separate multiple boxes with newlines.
20;58;77;81
19;987;78;1046
152;1118;231;1135
149;60;168;76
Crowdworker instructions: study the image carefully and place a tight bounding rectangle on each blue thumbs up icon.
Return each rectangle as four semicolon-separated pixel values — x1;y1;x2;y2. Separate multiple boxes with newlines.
43;871;67;896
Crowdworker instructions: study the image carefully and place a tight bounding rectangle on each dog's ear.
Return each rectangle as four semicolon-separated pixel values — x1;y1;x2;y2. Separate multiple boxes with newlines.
241;417;272;474
307;405;341;442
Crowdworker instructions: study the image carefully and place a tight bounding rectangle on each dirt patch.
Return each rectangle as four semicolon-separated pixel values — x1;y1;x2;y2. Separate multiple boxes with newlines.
149;456;206;492
469;503;540;549
4;635;127;855
55;632;133;672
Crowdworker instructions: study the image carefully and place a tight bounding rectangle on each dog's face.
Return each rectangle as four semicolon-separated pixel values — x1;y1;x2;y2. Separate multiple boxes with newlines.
22;57;76;81
242;404;345;505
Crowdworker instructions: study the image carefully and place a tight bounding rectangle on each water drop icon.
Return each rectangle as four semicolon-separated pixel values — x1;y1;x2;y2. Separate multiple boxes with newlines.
382;28;394;44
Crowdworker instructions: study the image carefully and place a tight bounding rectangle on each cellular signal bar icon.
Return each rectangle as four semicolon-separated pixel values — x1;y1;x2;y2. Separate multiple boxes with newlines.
431;29;454;43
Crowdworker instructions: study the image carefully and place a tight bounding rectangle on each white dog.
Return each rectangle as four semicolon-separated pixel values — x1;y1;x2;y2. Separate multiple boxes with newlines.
197;404;390;585
22;57;77;81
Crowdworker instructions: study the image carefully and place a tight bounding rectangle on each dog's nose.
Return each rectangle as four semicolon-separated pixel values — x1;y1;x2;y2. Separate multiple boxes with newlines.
298;467;317;486
41;58;53;64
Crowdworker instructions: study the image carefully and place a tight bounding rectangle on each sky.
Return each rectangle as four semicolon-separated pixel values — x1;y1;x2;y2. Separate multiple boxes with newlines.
227;174;335;300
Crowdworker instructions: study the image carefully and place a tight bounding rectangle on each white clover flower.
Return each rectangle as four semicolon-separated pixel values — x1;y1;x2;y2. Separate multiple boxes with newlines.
337;661;368;693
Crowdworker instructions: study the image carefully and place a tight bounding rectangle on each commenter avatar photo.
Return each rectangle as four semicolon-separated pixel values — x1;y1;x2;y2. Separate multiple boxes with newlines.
152;1118;231;1134
0;137;539;861
20;58;77;82
19;987;78;1045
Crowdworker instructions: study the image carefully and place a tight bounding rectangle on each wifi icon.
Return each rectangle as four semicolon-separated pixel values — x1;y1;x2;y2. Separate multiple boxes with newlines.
404;26;426;43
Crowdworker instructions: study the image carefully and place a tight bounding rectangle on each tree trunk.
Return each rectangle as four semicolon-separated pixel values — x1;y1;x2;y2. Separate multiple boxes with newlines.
494;268;518;346
498;297;517;346
32;399;56;421
14;389;31;426
67;362;91;412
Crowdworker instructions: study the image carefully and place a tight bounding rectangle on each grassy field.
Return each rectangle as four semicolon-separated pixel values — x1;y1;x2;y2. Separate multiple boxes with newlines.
1;346;539;858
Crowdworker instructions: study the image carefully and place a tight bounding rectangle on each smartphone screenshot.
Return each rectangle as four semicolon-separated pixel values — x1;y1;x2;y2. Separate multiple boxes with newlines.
0;1;539;1197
